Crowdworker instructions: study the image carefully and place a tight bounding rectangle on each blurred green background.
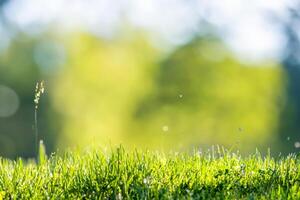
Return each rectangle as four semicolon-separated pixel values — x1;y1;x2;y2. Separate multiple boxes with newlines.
0;0;299;158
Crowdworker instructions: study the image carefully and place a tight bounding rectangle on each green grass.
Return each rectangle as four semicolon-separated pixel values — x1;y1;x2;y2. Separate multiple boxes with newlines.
0;147;300;199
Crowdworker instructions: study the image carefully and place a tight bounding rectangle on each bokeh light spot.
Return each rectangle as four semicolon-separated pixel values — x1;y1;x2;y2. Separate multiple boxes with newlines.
162;125;169;132
0;85;20;117
294;142;300;148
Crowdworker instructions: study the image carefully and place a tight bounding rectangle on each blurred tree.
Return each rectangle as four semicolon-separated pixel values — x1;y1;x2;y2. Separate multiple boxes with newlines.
277;7;300;153
52;32;159;149
0;30;286;156
0;34;61;158
128;36;284;153
51;32;285;154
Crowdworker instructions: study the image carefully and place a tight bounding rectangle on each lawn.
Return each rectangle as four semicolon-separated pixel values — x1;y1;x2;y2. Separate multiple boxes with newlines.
0;147;300;199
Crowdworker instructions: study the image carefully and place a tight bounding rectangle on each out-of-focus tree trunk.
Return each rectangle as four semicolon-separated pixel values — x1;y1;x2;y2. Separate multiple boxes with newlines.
278;9;300;153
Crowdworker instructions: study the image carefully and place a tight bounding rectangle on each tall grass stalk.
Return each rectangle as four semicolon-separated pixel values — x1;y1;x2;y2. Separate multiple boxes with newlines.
34;81;45;161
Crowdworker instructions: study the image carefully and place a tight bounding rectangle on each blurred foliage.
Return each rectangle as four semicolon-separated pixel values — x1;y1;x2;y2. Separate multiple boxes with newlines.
0;33;61;158
0;27;290;157
127;37;285;153
51;33;285;154
52;32;160;149
277;7;300;153
0;0;299;159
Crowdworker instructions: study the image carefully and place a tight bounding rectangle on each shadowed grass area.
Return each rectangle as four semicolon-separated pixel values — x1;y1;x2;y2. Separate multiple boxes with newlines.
0;147;300;199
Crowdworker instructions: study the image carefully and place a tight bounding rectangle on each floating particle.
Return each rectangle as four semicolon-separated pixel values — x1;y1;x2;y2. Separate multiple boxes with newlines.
143;177;151;185
162;125;169;132
294;142;300;148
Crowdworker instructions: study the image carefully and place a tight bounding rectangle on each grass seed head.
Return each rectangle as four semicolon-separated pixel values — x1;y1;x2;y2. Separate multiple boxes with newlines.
34;81;45;109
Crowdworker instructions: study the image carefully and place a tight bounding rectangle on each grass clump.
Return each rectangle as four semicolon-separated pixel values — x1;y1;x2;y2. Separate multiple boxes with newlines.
0;147;300;199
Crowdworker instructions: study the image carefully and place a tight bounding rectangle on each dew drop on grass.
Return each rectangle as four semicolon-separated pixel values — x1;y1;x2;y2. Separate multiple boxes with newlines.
294;142;300;148
287;137;290;141
143;177;151;185
116;193;123;200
